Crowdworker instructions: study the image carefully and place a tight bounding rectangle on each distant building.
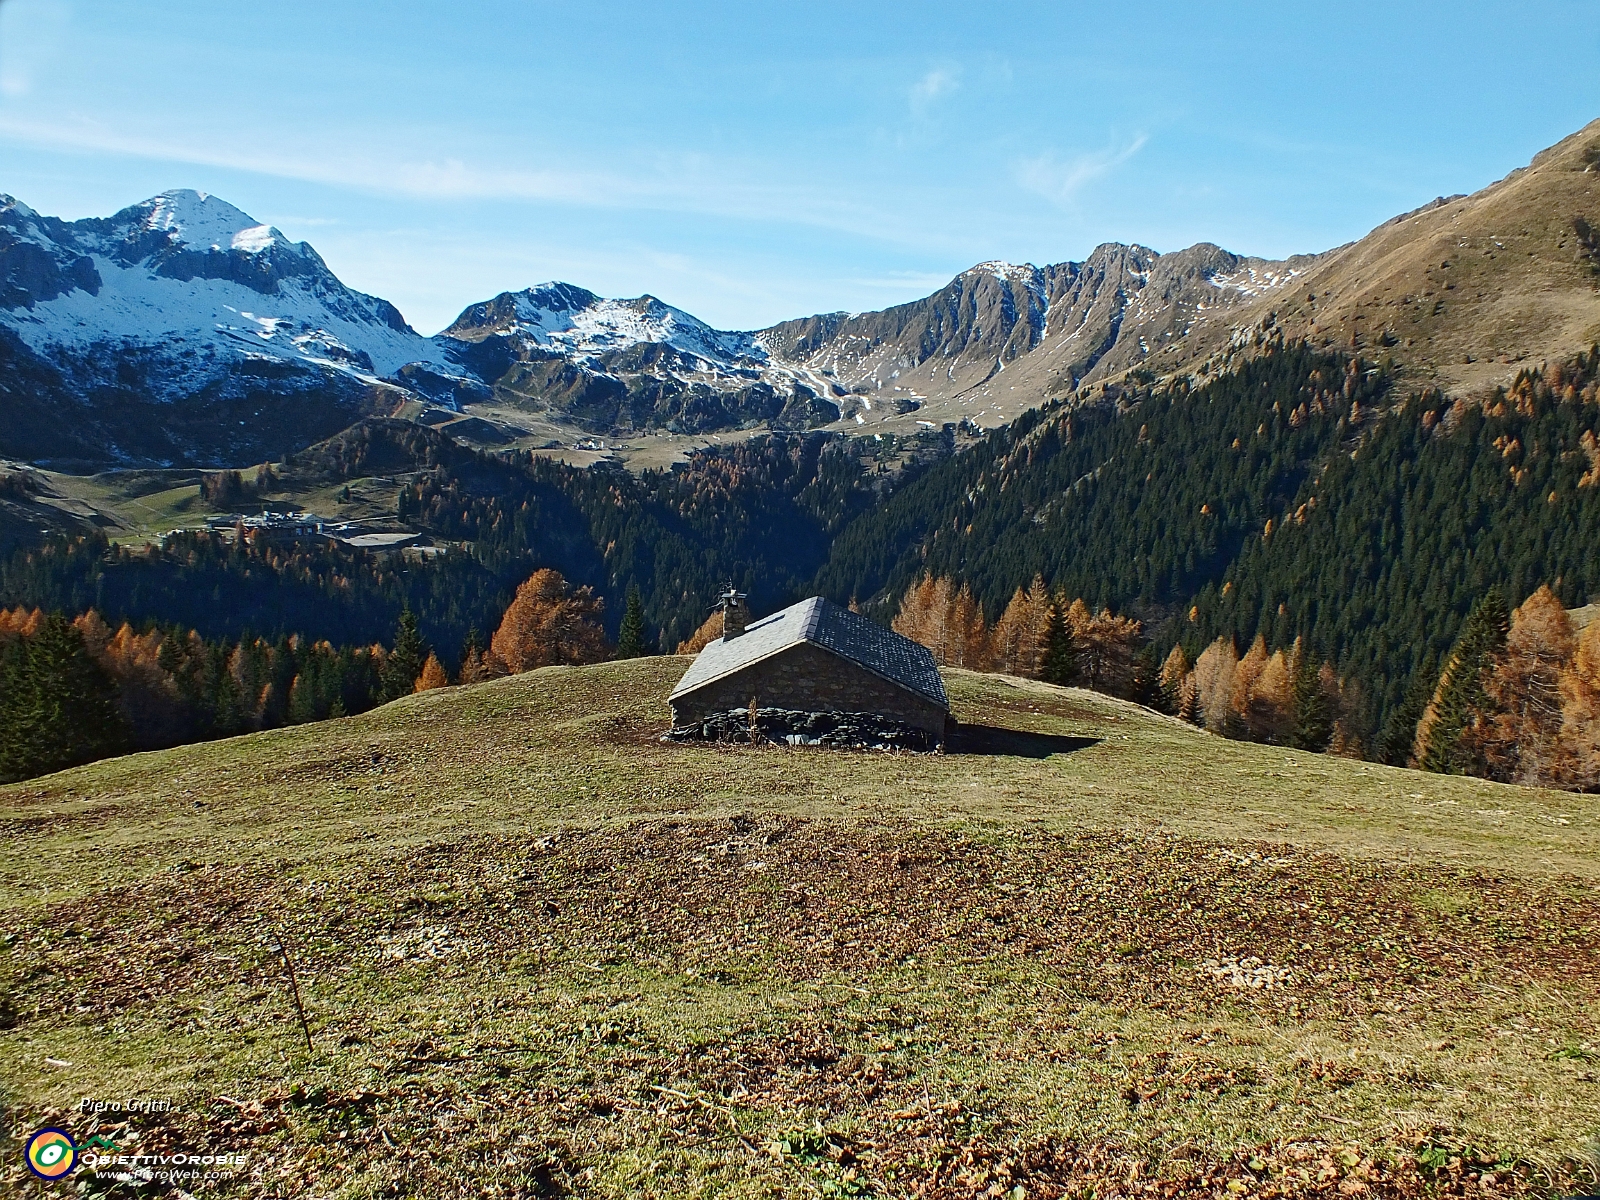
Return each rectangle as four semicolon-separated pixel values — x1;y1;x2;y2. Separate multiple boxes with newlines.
202;509;328;542
669;592;950;741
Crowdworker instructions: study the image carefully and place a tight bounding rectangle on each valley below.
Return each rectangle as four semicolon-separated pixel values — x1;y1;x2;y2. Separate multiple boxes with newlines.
2;660;1596;1198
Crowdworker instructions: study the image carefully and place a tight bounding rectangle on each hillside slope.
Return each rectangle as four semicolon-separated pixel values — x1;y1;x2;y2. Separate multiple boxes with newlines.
1141;118;1600;398
2;661;1596;1196
815;343;1600;738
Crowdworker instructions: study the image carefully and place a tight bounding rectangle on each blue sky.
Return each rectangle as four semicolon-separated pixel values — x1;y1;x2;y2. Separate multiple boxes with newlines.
2;0;1597;334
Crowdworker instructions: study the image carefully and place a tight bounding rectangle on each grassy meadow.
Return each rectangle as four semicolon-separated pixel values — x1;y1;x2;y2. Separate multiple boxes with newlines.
1;659;1597;1198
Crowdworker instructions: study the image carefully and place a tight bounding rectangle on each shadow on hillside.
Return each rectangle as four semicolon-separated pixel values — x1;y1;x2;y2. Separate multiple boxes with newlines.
947;724;1100;759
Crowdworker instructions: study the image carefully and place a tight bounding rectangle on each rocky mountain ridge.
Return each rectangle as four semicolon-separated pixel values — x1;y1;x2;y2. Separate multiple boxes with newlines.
759;244;1319;431
0;188;1326;463
4;118;1597;467
418;241;1325;439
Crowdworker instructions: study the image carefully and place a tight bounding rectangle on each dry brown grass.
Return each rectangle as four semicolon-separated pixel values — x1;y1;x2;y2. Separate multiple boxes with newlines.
1148;118;1600;398
2;659;1597;1198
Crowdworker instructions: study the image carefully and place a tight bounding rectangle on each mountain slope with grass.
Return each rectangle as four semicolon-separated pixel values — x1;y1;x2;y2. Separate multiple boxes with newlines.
1136;118;1600;400
2;659;1596;1197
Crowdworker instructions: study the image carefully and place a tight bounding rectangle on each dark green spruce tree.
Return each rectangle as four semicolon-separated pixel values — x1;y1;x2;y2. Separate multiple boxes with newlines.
1038;598;1076;686
616;584;649;659
1420;588;1510;774
1128;644;1161;709
1289;653;1333;752
0;614;127;783
459;627;483;674
1377;650;1439;766
380;610;428;702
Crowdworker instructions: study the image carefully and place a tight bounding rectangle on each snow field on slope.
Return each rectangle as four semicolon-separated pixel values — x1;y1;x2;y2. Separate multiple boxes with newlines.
140;190;289;256
3;255;454;379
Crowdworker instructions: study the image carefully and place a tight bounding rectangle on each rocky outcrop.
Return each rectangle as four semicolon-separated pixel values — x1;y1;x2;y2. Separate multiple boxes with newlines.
759;246;1319;427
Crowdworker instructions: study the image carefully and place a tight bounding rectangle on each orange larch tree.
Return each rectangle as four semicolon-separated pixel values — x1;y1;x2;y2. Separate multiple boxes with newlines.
415;652;451;692
1464;585;1574;784
490;569;611;672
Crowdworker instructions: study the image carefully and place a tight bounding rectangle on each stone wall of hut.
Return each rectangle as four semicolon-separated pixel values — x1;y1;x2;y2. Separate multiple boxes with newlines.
670;642;948;736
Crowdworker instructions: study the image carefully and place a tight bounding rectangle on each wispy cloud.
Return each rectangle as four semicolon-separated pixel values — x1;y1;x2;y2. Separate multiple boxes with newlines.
1015;134;1148;204
0;113;630;205
0;112;974;252
908;67;959;118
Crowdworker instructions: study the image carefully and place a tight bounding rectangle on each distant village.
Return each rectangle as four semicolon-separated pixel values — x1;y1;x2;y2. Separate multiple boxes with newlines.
178;509;447;557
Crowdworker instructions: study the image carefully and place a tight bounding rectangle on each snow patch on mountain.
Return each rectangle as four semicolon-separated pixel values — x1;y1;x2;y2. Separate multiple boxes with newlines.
1206;265;1303;297
453;283;766;368
970;260;1040;285
138;190;284;254
6;255;449;378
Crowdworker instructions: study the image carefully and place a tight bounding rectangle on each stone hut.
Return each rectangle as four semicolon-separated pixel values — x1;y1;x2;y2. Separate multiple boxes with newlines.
668;592;950;745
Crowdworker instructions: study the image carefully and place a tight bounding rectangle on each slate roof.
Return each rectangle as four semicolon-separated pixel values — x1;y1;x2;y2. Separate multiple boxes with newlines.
669;596;948;710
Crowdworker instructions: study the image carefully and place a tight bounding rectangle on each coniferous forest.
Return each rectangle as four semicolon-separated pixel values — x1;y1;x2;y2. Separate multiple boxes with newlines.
5;342;1600;784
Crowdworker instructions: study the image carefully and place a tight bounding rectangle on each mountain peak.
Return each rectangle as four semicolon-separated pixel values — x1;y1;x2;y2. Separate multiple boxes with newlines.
444;282;756;366
966;260;1043;285
129;189;283;255
0;194;41;220
516;282;603;313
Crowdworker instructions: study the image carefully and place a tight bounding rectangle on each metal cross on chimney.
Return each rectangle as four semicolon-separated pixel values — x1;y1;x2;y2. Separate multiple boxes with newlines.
716;584;750;639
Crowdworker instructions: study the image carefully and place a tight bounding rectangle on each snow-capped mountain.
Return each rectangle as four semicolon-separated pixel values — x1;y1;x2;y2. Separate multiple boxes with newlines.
439;284;845;435
1;190;460;379
0;187;1314;465
0;190;477;466
444;283;763;365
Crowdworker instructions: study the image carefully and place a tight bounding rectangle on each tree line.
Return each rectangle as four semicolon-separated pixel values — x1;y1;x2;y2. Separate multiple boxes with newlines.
813;342;1600;753
889;573;1347;752
889;564;1600;789
1406;585;1600;788
0;566;622;784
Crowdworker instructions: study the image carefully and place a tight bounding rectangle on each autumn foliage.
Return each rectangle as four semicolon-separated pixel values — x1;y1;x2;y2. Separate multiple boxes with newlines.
675;610;724;655
891;577;995;670
1179;634;1352;752
892;575;1353;752
893;574;1146;698
489;569;610;673
1409;584;1600;788
0;604;398;781
415;653;450;692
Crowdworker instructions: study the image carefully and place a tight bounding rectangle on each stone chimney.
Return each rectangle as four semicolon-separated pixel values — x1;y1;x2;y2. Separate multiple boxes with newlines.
718;585;750;639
